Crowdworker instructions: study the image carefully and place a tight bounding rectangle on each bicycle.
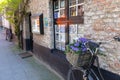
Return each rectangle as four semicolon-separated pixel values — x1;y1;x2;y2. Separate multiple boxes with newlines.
6;29;12;42
67;41;105;80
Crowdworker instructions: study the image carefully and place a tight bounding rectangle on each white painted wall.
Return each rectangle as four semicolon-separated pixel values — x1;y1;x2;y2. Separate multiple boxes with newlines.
2;16;10;29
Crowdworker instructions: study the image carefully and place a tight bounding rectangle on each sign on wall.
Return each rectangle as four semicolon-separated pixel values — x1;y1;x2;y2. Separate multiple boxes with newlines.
44;17;48;27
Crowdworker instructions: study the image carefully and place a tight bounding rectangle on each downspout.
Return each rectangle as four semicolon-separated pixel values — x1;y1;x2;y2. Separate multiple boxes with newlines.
52;0;56;49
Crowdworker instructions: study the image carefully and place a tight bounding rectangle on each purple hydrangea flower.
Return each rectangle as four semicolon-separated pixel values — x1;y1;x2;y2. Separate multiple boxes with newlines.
81;43;87;52
78;38;88;43
74;42;79;47
82;47;87;52
70;46;79;52
68;37;90;54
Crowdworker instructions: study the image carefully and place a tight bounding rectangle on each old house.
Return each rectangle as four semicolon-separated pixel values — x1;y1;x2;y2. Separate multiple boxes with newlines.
2;16;10;29
21;0;120;79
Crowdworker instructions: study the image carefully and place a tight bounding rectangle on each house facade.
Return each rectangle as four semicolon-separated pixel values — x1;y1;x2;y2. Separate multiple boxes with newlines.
22;0;120;79
0;15;2;27
2;16;10;29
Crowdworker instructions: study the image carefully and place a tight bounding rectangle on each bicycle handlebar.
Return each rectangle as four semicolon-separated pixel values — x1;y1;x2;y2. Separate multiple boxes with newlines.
83;39;115;56
84;39;112;54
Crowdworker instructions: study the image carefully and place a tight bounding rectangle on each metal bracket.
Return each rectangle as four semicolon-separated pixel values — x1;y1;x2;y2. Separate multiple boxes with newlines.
113;36;120;42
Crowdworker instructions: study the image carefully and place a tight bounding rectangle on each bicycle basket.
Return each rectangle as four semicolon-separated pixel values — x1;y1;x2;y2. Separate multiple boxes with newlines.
66;51;92;67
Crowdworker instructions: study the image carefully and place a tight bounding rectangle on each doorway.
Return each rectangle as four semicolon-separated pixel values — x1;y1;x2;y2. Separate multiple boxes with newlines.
28;12;33;52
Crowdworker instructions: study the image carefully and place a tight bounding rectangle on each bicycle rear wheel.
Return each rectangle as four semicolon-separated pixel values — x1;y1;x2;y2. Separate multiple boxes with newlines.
7;34;12;42
67;67;84;80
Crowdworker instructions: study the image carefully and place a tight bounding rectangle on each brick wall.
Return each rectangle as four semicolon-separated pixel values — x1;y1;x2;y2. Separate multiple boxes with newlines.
27;0;120;75
83;0;120;75
28;0;54;49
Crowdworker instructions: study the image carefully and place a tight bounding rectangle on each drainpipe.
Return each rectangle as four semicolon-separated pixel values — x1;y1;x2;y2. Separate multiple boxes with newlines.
52;0;56;50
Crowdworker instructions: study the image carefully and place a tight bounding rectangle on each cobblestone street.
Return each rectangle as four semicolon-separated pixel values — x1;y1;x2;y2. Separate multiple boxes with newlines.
0;29;61;80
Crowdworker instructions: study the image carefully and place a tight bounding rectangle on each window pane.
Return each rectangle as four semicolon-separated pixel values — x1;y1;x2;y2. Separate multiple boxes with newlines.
56;42;61;50
69;24;77;33
55;25;59;32
54;11;59;19
69;0;76;6
69;24;78;43
60;0;65;8
55;24;66;51
70;7;76;16
60;25;65;33
54;1;59;9
78;0;84;4
60;9;65;17
55;34;59;41
78;5;84;16
60;34;65;42
61;43;65;51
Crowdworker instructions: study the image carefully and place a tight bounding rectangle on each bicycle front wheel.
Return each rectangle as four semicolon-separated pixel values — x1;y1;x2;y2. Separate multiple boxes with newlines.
87;69;99;80
67;67;84;80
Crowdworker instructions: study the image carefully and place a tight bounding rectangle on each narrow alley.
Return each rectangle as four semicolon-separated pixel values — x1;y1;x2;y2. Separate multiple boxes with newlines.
0;29;61;80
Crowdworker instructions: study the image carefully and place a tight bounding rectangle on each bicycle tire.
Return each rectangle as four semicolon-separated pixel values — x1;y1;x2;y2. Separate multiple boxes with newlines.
67;67;84;80
87;69;99;80
67;68;100;80
7;34;12;42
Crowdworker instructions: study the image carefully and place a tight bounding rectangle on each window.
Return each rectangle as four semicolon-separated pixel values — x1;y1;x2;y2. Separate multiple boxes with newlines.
54;0;65;19
55;24;66;51
69;0;84;17
60;0;65;8
69;24;78;43
53;0;84;51
78;5;84;16
54;0;59;9
54;0;66;51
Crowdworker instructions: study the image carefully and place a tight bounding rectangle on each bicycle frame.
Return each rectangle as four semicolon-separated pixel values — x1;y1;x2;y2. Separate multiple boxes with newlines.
84;41;104;80
67;41;104;80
